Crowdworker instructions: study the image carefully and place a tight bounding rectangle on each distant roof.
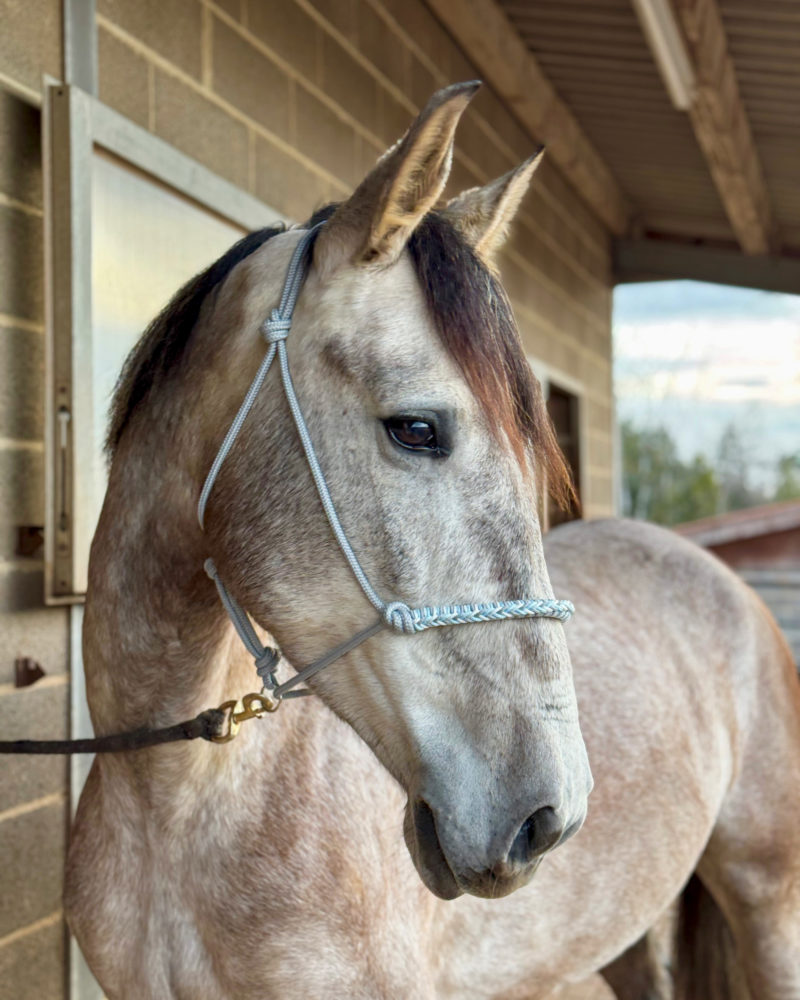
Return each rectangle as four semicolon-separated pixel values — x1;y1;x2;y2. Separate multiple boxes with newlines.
674;499;800;547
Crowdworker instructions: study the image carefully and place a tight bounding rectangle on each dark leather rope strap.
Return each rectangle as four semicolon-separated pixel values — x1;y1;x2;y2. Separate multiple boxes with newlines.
0;708;227;754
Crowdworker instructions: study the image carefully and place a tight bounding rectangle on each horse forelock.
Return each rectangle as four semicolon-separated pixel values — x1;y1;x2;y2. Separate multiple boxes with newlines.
406;212;576;509
107;203;574;509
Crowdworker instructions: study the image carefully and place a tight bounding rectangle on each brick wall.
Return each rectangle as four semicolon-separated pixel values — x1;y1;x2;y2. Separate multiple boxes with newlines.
0;1;614;996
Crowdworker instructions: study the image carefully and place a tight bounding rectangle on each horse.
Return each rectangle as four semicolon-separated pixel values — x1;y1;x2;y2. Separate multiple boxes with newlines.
66;82;800;999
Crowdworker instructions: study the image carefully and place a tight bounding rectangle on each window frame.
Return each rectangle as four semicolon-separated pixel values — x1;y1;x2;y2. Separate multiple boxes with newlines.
527;356;588;531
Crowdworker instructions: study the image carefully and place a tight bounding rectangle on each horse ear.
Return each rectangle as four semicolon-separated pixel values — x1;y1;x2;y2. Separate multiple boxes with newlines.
442;149;544;265
314;81;480;272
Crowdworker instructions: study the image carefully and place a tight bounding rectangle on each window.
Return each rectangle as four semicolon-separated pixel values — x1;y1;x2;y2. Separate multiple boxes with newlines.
527;357;585;530
547;381;582;527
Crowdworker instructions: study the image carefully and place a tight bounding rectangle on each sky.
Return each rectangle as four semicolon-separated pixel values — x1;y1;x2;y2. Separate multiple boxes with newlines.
612;280;800;491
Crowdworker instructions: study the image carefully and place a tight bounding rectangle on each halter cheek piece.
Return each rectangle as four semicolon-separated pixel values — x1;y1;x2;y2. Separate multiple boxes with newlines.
199;224;574;703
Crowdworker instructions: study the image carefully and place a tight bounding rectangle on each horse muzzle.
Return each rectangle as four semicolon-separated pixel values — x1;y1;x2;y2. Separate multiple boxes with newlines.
404;795;587;900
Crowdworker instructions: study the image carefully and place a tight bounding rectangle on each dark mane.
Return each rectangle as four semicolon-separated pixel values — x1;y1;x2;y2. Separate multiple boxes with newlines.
106;223;286;454
408;212;576;509
107;205;574;508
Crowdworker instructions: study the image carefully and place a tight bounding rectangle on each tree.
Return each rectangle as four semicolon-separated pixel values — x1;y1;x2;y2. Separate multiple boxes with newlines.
716;424;764;512
621;422;719;526
670;455;719;524
622;421;678;521
775;454;800;501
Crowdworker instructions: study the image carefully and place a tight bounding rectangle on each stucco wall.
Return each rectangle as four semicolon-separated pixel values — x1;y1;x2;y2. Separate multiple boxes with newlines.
0;1;614;996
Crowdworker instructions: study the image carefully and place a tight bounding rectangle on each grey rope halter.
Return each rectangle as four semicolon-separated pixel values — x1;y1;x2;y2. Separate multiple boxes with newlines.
199;224;574;701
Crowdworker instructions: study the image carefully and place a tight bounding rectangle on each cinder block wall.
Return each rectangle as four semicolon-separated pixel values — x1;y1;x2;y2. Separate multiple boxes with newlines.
1;0;70;996
0;1;614;996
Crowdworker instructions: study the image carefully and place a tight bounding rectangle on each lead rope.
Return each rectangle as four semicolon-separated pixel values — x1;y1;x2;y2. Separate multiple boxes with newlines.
198;223;574;706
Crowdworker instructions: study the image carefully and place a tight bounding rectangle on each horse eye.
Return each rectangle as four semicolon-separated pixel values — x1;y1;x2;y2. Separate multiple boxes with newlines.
385;417;440;453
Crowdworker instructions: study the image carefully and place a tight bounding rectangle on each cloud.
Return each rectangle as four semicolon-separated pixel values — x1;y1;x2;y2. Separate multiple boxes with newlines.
613;281;800;490
614;280;800;324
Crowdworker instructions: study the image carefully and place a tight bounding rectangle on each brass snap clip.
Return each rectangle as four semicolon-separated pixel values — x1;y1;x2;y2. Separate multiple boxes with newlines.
211;691;281;743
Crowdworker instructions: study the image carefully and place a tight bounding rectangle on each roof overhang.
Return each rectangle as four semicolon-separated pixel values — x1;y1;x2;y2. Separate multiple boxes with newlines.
425;0;800;291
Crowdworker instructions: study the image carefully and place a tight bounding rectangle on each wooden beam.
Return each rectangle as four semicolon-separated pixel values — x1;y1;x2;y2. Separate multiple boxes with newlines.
424;0;632;236
613;238;800;294
673;0;777;254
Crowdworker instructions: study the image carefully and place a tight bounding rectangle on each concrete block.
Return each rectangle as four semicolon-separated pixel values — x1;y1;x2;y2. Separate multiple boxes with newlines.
253;135;337;222
98;27;150;130
495;254;541;316
443;156;480;204
446;44;478;88
354;134;383;181
0;204;43;325
211;18;291;141
0;798;66;939
408;52;437;112
585;471;614;512
0;917;65;1000
319;33;380;139
0;447;44;526
379;0;454;75
98;0;202;79
471;86;518;150
246;0;320;82
0;0;61;98
580;356;612;397
482;101;532;165
294;87;358;188
214;0;242;19
0;92;42;209
457;110;512;183
0;681;68;814
153;70;249;190
375;87;410;146
307;0;357;41
0;326;44;443
0;598;69;686
586;398;613;435
586;432;612;470
355;0;407;91
537;158;608;252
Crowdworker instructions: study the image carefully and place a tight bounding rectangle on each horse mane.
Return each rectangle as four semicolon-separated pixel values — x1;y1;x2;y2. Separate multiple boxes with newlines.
107;206;575;508
106;223;287;454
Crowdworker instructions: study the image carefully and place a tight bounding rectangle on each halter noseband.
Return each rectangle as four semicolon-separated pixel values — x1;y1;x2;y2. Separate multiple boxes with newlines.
198;225;574;702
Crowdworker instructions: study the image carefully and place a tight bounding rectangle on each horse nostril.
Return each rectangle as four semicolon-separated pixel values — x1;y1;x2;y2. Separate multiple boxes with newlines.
413;798;439;850
508;806;563;864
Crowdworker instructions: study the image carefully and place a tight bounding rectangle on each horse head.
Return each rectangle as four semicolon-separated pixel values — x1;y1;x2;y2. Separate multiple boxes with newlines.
110;82;593;900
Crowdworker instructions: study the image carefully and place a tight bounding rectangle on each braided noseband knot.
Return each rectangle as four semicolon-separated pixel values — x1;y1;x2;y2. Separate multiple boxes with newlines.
384;602;416;634
263;309;292;343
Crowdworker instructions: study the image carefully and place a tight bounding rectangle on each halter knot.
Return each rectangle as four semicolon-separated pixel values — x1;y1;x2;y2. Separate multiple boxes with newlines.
255;647;280;688
384;602;416;634
263;310;292;343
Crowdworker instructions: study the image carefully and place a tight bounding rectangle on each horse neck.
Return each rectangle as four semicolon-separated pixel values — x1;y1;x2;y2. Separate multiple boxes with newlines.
83;426;261;743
